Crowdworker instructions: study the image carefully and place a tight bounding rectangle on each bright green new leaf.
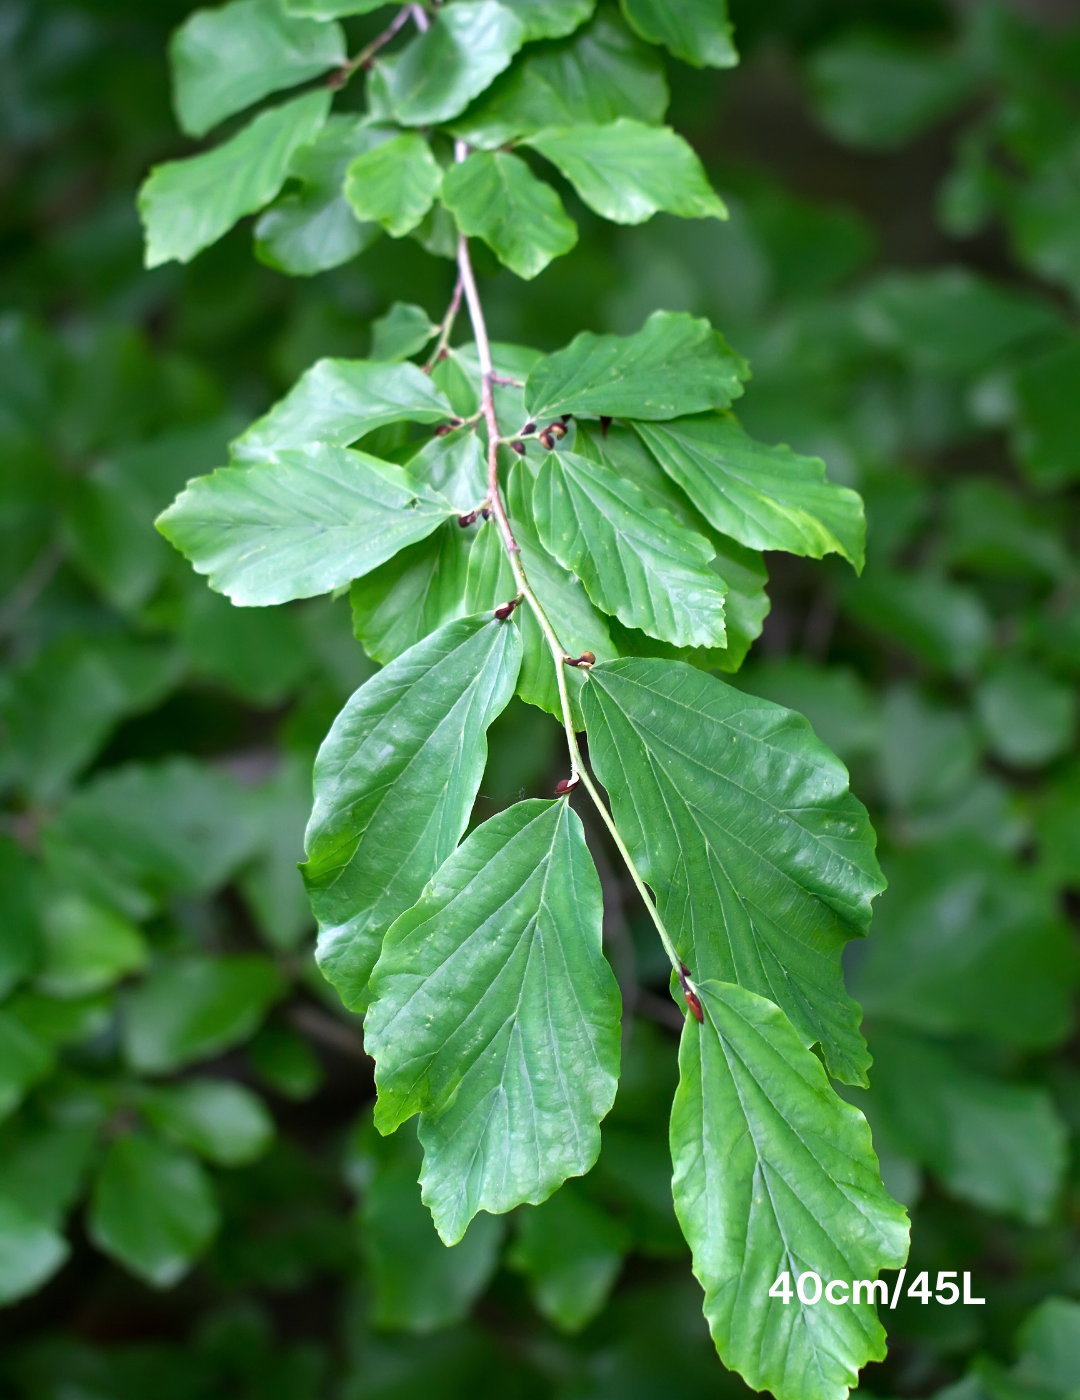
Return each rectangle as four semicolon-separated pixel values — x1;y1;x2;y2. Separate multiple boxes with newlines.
255;116;389;276
88;1134;220;1288
371;1;526;128
349;1115;504;1332
370;301;438;362
230;357;451;461
142;1079;275;1166
524;120;727;225
508;1182;629;1332
620;0;737;67
583;659;884;1085
636;414;866;569
442;151;577;279
157;444;456;606
36;891;147;999
524;311;748;422
534;447;726;647
350;522;472;665
671;980;909;1400
453;8;667;149
170;0;345;138
0;1013;53;1121
139;89;330;267
0;1199;70;1306
303;614;521;1010
344;133;443;238
499;0;594;40
367;799;621;1245
122;954;285;1073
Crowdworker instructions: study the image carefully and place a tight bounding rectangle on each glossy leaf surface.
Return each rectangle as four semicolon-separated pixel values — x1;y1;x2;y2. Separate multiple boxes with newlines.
139;90;330;267
525;120;727;225
441;152;577;279
620;0;737;68
366;799;621;1244
583;659;883;1085
303;614;521;1009
525;312;748;422
230;357;451;461
350;521;472;665
157;444;456;606
170;0;345;138
671;980;908;1400
534;447;726;647
636;414;866;569
499;0;594;40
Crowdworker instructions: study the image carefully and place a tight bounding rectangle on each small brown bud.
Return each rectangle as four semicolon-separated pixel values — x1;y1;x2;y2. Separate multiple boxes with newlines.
522;422;537;435
438;347;448;361
494;597;520;620
554;775;580;795
449;417;464;428
480;505;491;520
458;510;477;527
599;416;612;437
565;651;595;668
548;421;567;440
684;988;704;1023
434;424;452;436
510;440;526;454
538;429;555;450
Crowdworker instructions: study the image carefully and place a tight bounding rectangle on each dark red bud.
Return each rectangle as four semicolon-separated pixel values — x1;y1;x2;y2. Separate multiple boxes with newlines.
438;348;448;361
458;510;477;527
684;988;704;1023
600;415;612;437
539;429;555;450
480;505;491;520
522;422;537;435
554;775;580;795
434;425;452;436
510;440;526;454
494;597;520;620
548;421;567;440
449;417;463;428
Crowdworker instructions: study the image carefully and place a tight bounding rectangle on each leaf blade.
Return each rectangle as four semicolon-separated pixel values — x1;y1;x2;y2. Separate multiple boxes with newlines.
344;132;443;237
441;151;578;279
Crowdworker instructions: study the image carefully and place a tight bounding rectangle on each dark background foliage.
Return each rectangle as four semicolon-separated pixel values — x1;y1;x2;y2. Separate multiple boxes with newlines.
2;1;1080;1396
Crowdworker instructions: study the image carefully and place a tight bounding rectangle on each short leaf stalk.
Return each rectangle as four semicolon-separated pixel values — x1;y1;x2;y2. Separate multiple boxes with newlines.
452;162;687;991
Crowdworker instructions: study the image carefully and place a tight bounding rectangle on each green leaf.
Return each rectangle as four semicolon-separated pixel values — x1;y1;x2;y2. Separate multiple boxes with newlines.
740;659;880;763
508;1182;629;1332
1013;1297;1080;1393
524;311;748;422
975;660;1076;768
344;133;443;238
247;1023;325;1100
499;0;594;40
350;1115;504;1331
237;755;319;950
254;116;388;276
524;120;726;225
0;1111;98;1229
850;844;1078;1051
619;0;736;67
283;0;390;15
0;838;41;1000
806;34;975;151
123;954;286;1073
366;799;621;1244
170;0;345;138
408;428;488;512
303;614;521;1011
36;891;147;999
371;1;526;127
139;89;331;267
350;521;472;665
670;980;909;1400
635;414;866;569
142;1079;275;1167
533;447;726;647
582;659;884;1085
230;357;452;461
370;301;438;362
1014;339;1080;488
842;570;991;677
0;1013;53;1122
442;151;577;279
88;1133;220;1288
157;444;456;606
453;7;668;149
0;1199;70;1305
864;1025;1067;1225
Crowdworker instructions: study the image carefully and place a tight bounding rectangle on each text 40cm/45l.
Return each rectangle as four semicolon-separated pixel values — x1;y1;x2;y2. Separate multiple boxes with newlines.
770;1270;986;1307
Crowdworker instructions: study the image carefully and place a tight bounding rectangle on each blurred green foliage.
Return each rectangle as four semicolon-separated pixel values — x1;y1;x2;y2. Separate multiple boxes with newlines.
3;0;1080;1395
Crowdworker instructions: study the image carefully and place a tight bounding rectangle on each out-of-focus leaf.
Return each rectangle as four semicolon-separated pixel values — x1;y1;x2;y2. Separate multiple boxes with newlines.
370;302;438;362
525;120;726;225
142;1079;275;1166
619;0;736;67
238;757;315;952
741;659;880;761
0;1112;98;1228
344;133;443;238
843;570;992;676
230;357;451;461
140;90;331;267
248;1024;325;1100
943;478;1070;583
348;1116;503;1331
88;1133;220;1287
0;1014;53;1122
499;0;594;40
36;891;147;999
1014;339;1080;488
877;685;980;815
176;584;312;706
0;1199;70;1305
525;311;748;422
0;838;42;999
157;444;457;606
304;614;521;1010
370;1;525;127
366;799;621;1244
442;151;578;279
975;660;1076;768
123;955;286;1073
170;0;345;138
